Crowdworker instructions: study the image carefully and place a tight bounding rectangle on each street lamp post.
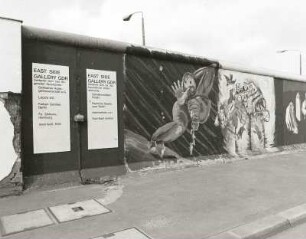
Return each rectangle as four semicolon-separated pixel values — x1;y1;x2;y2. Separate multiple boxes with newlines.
123;11;146;46
277;49;302;75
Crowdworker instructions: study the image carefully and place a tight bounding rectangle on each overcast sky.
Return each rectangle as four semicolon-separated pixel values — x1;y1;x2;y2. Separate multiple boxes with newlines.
1;0;305;75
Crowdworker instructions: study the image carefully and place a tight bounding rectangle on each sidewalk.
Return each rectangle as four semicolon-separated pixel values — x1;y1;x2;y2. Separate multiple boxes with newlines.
0;149;306;239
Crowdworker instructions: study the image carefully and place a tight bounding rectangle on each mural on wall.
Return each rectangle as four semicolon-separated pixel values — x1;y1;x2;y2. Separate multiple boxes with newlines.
151;68;215;157
285;92;306;134
282;80;306;145
215;70;275;155
124;55;223;169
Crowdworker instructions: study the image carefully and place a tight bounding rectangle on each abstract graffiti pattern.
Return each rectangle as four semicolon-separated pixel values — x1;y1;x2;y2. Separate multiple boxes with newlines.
275;79;306;145
285;92;306;134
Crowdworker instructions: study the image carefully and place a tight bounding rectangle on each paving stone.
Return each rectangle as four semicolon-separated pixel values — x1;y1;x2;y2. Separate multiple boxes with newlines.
0;209;54;236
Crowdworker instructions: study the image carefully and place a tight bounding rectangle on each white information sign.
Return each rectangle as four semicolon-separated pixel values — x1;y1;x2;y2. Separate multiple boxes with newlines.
32;63;70;154
87;69;118;150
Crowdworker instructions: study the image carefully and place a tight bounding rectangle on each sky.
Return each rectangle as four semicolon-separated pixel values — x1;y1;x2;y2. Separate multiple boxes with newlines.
1;0;306;75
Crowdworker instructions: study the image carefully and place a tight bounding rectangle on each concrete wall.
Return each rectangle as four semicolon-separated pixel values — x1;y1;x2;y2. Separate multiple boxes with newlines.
0;17;23;196
1;22;305;193
124;55;306;170
216;69;275;155
274;78;306;146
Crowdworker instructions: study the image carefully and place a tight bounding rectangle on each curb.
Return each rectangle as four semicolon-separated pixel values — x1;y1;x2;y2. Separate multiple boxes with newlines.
207;203;306;239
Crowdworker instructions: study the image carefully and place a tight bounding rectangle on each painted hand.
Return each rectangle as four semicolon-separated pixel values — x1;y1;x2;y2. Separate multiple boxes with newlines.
171;80;189;104
171;80;184;98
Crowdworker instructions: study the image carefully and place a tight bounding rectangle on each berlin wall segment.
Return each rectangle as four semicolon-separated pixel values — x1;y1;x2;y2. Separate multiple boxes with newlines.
2;24;306;195
124;55;306;170
215;70;275;155
123;54;223;171
279;79;306;145
21;35;125;181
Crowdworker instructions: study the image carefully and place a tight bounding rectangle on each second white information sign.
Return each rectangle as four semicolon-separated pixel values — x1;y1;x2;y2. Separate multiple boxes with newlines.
86;69;118;150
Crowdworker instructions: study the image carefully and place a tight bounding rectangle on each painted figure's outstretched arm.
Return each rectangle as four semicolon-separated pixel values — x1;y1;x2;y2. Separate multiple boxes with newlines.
171;80;190;105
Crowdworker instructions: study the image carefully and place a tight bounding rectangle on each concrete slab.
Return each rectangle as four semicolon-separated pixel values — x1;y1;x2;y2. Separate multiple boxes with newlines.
229;215;290;239
0;209;54;236
49;199;110;223
278;203;306;226
93;228;151;239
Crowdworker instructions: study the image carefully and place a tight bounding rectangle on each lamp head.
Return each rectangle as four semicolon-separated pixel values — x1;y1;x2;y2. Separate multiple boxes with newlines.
123;14;133;21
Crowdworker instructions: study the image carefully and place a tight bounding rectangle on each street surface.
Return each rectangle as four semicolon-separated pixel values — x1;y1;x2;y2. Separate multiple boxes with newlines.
0;149;306;239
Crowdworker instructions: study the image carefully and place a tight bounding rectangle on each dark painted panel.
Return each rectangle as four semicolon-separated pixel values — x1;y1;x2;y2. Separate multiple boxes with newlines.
124;55;223;164
22;40;79;176
78;49;124;169
281;79;306;145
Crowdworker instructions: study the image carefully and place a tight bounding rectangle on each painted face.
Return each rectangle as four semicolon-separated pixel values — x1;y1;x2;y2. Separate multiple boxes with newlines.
183;75;196;94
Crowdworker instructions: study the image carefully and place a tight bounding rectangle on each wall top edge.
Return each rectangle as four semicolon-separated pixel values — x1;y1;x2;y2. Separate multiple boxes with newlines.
220;61;306;83
22;26;217;66
0;16;23;23
21;25;306;82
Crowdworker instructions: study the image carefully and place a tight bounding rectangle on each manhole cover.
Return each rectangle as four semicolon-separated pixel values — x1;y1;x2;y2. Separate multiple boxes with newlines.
49;199;110;223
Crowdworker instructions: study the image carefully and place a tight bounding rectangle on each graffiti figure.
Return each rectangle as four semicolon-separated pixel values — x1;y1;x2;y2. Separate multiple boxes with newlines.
151;67;216;157
215;76;270;154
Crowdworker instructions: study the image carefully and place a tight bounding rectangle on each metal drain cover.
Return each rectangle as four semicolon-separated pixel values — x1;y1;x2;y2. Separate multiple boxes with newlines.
49;199;110;223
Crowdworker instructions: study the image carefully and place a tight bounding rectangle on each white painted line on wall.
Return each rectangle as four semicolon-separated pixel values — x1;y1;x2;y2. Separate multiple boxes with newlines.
0;209;54;236
93;228;151;239
49;199;110;223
